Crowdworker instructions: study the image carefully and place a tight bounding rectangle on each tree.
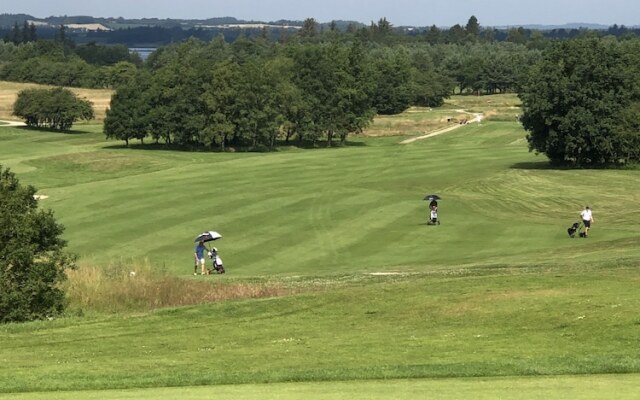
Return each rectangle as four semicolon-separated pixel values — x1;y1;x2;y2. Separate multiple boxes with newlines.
13;87;94;131
465;15;480;39
371;47;413;114
519;37;640;166
9;22;21;44
291;41;375;146
447;24;467;44
410;49;453;107
298;18;319;38
0;166;76;323
424;25;442;45
104;70;152;146
202;60;243;150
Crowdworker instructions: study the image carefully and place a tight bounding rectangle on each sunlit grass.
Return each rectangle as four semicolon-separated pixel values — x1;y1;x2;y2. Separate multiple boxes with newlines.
65;261;294;314
0;81;113;121
1;92;640;397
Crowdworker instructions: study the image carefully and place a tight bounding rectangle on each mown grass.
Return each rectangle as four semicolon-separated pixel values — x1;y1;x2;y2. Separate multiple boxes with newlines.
4;375;640;400
2;263;640;393
1;92;639;398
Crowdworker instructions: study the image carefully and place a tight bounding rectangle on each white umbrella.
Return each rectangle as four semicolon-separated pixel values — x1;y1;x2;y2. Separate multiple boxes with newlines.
194;231;222;243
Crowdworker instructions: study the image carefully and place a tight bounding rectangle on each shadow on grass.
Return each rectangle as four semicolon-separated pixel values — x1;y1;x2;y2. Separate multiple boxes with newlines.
102;139;368;153
14;126;93;135
510;161;557;170
511;161;639;171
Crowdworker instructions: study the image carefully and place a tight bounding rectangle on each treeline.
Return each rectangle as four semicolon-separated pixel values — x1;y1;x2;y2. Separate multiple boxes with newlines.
3;13;640;48
0;25;141;88
105;37;402;149
103;24;541;150
1;15;630;92
520;37;640;166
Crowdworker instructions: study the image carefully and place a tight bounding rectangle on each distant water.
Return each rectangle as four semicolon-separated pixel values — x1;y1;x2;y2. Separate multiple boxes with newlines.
129;47;156;61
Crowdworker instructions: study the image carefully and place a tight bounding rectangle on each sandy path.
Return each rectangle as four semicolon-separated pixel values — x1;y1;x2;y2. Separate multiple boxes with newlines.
0;119;26;127
400;111;483;144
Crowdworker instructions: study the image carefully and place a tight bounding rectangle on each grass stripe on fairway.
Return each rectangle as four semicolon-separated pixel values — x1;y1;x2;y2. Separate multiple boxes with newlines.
2;265;640;392
4;375;640;400
2;94;640;396
3;119;637;276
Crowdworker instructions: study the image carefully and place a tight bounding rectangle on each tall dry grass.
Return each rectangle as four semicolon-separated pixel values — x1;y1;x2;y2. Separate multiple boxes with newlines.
65;261;292;314
0;81;113;121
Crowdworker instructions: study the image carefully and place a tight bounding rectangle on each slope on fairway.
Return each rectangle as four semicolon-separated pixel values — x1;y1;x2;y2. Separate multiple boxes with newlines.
2;264;640;392
2;121;639;276
4;375;640;400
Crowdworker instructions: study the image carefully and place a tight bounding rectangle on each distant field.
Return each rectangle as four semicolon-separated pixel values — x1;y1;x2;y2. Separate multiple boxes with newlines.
1;93;639;398
0;81;113;121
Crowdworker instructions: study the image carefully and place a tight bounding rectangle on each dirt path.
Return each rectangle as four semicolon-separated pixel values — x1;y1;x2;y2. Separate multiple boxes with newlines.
399;111;483;144
0;119;26;127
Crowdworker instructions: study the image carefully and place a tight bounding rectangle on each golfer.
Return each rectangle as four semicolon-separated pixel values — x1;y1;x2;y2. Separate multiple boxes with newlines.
580;206;594;237
194;241;208;275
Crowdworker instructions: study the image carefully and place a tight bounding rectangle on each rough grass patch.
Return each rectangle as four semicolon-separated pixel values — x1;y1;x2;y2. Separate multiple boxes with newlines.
65;262;294;314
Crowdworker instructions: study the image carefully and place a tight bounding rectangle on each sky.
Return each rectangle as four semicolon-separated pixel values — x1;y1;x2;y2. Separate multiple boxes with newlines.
4;0;640;27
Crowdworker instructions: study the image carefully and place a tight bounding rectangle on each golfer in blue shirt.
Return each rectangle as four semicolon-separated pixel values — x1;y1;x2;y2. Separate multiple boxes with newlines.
194;241;208;275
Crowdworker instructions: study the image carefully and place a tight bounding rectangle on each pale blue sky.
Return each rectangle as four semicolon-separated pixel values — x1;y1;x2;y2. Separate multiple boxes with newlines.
4;0;639;27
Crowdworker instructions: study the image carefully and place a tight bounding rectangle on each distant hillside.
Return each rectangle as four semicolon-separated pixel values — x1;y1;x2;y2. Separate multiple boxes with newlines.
0;13;307;30
496;22;612;30
2;13;625;31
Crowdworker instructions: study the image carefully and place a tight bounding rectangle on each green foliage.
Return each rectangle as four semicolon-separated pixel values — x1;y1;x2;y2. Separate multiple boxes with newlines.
107;38;377;149
104;70;152;146
0;39;139;88
370;47;414;114
13;87;94;130
520;37;640;166
75;42;140;66
0;166;75;323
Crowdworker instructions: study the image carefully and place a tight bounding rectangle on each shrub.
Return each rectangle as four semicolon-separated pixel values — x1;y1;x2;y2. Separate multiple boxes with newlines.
0;166;76;323
13;87;94;130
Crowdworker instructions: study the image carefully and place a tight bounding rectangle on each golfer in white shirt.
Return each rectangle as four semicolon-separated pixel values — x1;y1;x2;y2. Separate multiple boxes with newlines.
580;206;594;237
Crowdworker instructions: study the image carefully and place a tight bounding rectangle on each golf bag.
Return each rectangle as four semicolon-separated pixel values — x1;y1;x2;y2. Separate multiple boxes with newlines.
208;248;225;274
428;208;440;225
567;222;581;238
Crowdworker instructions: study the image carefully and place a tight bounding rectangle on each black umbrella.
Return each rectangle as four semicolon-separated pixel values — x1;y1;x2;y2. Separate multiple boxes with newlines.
423;194;441;201
194;231;222;243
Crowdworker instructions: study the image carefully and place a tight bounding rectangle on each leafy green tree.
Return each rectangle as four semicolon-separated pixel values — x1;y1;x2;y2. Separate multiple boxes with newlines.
104;70;152;146
506;27;528;44
0;166;76;323
410;49;453;107
298;18;319;38
520;37;640;166
241;59;287;149
465;16;480;39
13;87;94;130
447;24;468;44
371;47;413;114
202;60;243;150
424;25;442;45
291;41;374;146
144;39;211;146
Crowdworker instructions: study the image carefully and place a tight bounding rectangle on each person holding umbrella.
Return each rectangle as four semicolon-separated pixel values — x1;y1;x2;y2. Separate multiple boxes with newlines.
194;240;208;275
193;231;223;275
424;194;441;225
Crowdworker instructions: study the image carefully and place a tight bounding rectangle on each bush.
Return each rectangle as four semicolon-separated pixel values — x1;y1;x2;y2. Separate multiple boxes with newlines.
0;166;76;323
13;87;94;130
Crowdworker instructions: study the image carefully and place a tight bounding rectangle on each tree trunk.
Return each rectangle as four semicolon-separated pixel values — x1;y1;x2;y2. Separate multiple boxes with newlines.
327;129;333;147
